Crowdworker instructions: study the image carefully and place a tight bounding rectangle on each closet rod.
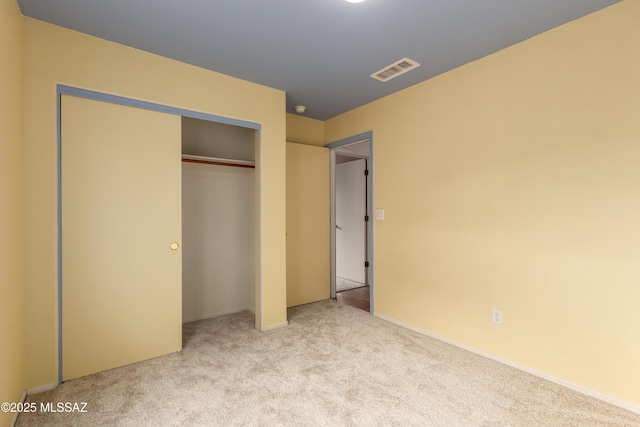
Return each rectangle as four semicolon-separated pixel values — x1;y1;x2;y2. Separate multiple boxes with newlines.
181;154;255;169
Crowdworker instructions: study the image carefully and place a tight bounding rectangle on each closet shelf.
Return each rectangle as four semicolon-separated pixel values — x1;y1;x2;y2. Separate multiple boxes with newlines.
181;154;255;169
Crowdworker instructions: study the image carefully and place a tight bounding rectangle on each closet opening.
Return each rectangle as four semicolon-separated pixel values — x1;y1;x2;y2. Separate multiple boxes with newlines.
181;116;257;324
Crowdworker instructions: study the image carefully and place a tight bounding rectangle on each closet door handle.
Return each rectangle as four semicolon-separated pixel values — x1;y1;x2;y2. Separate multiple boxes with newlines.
170;242;180;250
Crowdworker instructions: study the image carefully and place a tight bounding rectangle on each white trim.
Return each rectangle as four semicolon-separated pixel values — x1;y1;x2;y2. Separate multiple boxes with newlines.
260;320;288;332
9;390;27;427
26;383;57;395
374;313;640;415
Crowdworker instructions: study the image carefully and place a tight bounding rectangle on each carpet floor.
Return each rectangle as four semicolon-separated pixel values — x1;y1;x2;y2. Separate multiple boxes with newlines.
17;300;640;426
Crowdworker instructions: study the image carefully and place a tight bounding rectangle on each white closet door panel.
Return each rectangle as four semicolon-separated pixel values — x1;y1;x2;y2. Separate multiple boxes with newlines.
61;95;182;381
336;159;366;284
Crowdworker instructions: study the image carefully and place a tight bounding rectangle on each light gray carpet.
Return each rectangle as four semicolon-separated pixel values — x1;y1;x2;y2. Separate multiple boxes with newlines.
18;300;640;426
336;277;366;293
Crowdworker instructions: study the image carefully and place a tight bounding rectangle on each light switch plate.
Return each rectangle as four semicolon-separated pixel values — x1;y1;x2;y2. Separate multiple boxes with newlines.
376;209;385;220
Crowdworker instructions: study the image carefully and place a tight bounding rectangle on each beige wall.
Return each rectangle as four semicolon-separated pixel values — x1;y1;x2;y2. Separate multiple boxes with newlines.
286;113;325;147
326;1;640;406
23;17;287;388
286;142;330;307
0;0;25;424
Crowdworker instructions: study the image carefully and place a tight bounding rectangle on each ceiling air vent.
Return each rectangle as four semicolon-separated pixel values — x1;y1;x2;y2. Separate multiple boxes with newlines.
370;58;420;82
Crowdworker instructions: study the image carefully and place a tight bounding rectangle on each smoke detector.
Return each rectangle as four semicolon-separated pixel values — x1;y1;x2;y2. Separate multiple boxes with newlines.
370;58;420;82
294;105;306;114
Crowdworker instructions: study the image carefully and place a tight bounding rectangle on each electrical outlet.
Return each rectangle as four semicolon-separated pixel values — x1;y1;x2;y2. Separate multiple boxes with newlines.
492;309;502;325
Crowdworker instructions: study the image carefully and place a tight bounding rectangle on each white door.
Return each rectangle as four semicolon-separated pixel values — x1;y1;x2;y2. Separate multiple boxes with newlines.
336;159;366;284
61;95;182;381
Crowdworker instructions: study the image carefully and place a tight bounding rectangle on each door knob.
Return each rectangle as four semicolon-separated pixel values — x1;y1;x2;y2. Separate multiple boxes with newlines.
170;242;180;250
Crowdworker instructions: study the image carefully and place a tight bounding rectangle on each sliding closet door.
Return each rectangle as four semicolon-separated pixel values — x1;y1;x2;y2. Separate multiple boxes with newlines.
61;95;182;381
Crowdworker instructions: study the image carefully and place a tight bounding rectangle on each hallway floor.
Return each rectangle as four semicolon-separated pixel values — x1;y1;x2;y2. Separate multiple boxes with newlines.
335;285;370;312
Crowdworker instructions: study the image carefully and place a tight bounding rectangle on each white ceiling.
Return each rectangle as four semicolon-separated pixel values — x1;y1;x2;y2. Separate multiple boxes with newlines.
17;0;622;120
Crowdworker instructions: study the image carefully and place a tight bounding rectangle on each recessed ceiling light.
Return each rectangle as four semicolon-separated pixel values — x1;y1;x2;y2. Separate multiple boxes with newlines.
345;0;366;3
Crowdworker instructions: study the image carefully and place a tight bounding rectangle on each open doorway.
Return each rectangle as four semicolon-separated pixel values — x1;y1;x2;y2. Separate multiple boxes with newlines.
181;117;257;324
328;135;373;313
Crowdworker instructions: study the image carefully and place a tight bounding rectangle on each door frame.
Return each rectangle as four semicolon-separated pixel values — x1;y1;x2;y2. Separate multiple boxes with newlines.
326;131;374;314
56;85;263;383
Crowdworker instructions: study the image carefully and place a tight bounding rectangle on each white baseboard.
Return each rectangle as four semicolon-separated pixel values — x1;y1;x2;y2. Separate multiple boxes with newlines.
374;313;640;415
9;389;27;427
26;383;57;395
260;320;288;332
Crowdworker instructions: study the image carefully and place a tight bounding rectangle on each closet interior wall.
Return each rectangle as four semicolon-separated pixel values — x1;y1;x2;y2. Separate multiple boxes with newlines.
181;116;256;323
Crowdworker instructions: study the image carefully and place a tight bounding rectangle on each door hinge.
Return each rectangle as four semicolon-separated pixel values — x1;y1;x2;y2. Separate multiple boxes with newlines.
365;261;370;268
365;215;369;222
364;169;369;176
